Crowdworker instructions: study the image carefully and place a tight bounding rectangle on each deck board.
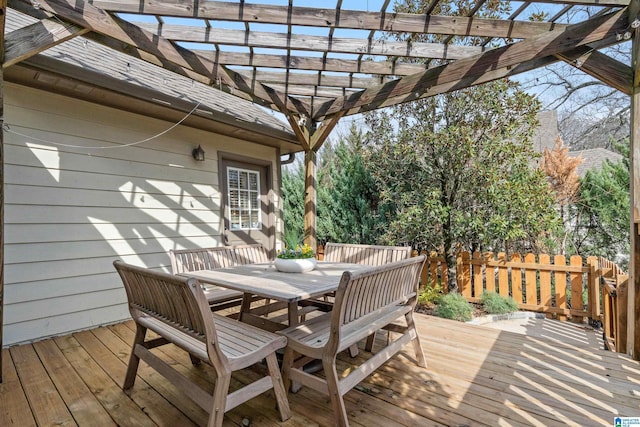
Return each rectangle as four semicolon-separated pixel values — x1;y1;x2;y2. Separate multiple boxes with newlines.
32;339;116;427
1;314;638;426
0;349;36;427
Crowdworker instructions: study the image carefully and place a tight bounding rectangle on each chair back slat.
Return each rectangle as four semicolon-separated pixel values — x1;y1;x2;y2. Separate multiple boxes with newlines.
324;243;411;266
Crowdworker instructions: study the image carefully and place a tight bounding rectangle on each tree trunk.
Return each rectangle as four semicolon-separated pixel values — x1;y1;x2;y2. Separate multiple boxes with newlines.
445;250;458;293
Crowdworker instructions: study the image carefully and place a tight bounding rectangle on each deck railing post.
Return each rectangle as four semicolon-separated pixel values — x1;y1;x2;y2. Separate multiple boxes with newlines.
586;256;600;324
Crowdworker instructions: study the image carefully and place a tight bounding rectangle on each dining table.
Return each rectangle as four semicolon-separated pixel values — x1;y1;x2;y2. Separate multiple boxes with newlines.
182;261;369;330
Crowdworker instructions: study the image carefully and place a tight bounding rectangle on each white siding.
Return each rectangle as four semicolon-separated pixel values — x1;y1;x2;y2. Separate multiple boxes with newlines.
3;83;281;345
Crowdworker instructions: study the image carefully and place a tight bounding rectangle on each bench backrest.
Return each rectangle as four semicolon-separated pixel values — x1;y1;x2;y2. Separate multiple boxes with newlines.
169;243;269;274
114;260;228;369
328;255;426;353
323;243;412;266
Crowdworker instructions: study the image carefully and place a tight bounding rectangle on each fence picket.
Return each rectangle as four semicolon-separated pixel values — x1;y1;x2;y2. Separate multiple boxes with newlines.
539;254;551;312
484;252;495;293
554;255;567;321
511;253;523;304
473;251;483;298
460;252;471;297
524;253;537;305
570;255;584;323
497;252;509;298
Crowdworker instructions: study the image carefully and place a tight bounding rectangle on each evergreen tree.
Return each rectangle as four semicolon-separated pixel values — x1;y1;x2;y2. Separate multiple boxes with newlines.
572;140;630;268
318;124;381;244
281;163;305;245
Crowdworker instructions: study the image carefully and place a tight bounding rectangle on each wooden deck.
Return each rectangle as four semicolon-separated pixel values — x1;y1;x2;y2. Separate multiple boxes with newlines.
1;313;639;426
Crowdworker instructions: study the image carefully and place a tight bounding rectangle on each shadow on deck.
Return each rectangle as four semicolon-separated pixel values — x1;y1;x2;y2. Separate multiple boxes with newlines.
1;313;638;426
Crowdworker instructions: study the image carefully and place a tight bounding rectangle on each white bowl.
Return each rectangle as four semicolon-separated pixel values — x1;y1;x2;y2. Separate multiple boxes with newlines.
274;257;317;273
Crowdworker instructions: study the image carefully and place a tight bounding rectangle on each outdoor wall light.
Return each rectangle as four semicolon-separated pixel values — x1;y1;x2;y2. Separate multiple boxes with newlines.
192;145;205;161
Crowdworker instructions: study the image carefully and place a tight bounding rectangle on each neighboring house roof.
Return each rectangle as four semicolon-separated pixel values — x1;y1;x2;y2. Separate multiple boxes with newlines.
531;110;559;154
568;148;624;177
5;10;299;150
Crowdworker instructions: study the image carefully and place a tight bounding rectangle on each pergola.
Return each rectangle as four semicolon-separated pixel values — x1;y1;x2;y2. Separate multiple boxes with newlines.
1;0;639;364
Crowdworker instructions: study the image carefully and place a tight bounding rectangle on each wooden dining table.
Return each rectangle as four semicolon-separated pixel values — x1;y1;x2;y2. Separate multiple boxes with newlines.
182;261;368;330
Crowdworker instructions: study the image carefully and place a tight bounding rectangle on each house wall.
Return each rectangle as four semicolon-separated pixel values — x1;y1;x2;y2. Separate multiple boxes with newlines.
3;83;282;346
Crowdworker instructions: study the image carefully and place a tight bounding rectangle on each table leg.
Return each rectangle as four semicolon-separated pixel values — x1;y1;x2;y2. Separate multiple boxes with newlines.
239;293;253;322
287;302;299;326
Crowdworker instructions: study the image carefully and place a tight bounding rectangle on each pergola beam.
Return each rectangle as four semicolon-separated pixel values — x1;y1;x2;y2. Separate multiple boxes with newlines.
266;84;358;98
10;0;311;116
4;18;89;67
133;22;485;61
191;49;430;76
555;47;632;95
238;70;388;90
92;0;571;38
313;9;628;120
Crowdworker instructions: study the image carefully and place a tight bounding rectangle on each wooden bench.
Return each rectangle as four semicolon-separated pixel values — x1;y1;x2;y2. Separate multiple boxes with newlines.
114;260;291;427
278;255;427;427
319;243;413;354
323;242;412;265
169;244;269;311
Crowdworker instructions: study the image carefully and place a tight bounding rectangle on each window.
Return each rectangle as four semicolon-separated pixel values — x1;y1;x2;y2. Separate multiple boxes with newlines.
227;167;261;230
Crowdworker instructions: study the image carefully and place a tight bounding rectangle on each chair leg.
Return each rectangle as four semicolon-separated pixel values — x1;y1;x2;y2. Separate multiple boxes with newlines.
364;332;376;352
405;312;427;368
265;353;291;421
208;373;231;427
280;347;295;393
123;324;146;390
189;354;202;366
322;356;349;427
348;344;359;358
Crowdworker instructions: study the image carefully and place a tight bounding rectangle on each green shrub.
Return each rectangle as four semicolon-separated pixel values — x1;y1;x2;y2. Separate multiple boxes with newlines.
434;293;474;322
480;291;518;314
417;283;442;306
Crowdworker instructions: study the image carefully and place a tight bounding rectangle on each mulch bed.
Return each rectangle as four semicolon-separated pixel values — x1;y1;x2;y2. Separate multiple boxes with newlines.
415;302;487;318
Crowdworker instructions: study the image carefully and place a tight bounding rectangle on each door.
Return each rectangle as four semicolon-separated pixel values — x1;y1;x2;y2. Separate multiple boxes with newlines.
220;157;274;254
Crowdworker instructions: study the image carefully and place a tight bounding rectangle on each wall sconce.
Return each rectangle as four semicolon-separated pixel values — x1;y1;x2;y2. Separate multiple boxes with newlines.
192;145;205;161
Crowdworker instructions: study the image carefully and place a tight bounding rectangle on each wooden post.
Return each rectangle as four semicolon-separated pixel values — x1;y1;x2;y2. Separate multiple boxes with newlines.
303;148;317;250
586;256;600;322
0;0;6;381
617;275;629;353
284;113;344;252
630;0;640;359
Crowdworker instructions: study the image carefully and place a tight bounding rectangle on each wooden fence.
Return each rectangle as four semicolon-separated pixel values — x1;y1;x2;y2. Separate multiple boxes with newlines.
318;245;627;351
420;251;600;324
599;257;628;352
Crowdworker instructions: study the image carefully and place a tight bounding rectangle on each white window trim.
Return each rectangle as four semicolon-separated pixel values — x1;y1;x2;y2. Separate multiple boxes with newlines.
227;166;262;231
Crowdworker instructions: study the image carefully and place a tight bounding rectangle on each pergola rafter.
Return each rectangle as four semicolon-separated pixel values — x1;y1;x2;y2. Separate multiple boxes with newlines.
1;0;640;364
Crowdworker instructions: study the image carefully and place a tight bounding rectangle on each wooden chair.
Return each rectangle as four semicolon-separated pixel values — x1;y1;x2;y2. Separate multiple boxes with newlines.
114;260;291;427
278;256;427;427
169;244;269;311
